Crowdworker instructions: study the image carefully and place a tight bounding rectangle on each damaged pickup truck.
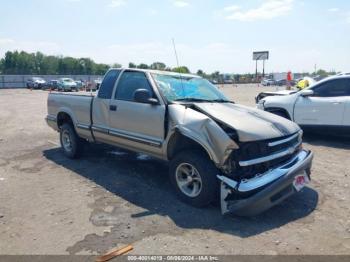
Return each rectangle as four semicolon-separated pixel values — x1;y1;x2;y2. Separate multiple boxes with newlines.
46;68;313;216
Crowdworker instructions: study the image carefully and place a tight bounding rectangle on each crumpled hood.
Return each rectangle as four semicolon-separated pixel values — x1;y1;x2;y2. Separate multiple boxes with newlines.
192;102;300;142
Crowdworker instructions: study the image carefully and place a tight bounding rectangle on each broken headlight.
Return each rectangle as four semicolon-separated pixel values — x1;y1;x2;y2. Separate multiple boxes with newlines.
220;125;239;142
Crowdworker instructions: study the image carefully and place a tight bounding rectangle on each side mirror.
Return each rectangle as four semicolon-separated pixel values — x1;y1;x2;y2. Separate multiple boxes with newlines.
300;89;314;97
133;89;158;105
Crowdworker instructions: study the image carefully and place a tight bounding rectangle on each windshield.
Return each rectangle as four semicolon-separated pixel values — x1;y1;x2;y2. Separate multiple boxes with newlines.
151;73;229;102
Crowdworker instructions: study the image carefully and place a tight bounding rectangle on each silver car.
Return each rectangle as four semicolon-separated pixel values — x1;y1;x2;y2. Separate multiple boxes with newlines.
57;78;78;92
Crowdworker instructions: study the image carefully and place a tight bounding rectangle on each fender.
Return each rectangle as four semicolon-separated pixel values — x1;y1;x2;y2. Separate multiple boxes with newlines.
164;104;238;166
57;106;78;128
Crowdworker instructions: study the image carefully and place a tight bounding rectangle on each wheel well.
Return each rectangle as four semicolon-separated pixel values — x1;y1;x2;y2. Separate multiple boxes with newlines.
57;112;73;129
265;107;291;120
167;131;211;160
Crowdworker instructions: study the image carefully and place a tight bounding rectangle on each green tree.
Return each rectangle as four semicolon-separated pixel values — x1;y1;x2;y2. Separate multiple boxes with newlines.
137;63;149;69
172;66;190;74
197;69;204;76
112;63;122;68
94;63;110;75
150;62;166;70
211;71;220;80
129;62;136;68
315;69;328;77
0;58;4;73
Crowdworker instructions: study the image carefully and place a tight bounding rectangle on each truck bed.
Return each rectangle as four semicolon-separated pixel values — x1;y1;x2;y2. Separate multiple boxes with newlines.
47;92;94;140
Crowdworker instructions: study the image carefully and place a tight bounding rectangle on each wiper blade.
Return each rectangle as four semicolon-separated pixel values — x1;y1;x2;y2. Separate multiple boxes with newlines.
210;99;231;103
174;98;212;102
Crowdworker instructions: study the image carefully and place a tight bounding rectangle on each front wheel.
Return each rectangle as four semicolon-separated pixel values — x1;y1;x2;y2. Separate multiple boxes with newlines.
169;150;219;207
60;123;83;158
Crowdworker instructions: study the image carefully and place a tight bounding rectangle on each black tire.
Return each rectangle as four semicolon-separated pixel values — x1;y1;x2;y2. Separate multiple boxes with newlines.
169;150;219;207
59;123;83;158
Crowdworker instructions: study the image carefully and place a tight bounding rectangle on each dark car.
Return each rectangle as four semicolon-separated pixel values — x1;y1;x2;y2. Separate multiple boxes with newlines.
43;80;59;90
276;79;296;86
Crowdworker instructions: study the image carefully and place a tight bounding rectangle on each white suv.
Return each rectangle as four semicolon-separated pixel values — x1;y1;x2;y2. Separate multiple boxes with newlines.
256;75;350;133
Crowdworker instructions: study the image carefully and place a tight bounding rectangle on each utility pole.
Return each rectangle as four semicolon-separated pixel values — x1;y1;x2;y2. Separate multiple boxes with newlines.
263;60;265;77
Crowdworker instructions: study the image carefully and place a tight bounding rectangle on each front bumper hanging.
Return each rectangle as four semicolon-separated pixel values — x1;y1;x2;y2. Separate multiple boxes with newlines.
217;149;313;216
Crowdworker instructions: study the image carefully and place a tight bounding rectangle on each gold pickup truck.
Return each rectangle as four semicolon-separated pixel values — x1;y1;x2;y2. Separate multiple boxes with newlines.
46;68;313;216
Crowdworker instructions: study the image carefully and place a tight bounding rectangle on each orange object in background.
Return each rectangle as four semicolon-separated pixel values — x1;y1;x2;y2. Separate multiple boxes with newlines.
286;71;292;90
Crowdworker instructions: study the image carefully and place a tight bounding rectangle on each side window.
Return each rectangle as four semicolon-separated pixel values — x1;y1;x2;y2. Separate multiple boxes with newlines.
97;70;121;99
115;71;153;101
312;79;349;97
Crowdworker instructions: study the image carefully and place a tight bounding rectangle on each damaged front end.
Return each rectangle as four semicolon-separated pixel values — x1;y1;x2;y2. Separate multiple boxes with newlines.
218;132;313;216
167;103;313;216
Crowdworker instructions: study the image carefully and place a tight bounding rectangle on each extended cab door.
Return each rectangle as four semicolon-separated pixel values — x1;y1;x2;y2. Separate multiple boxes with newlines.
294;78;348;126
108;70;166;157
92;69;121;143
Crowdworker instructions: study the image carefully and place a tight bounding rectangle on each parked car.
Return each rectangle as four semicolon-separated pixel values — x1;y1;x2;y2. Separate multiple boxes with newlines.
46;68;313;216
256;75;350;135
94;78;102;90
261;78;275;86
26;77;46;89
75;80;86;90
43;80;59;90
275;79;286;86
57;78;79;92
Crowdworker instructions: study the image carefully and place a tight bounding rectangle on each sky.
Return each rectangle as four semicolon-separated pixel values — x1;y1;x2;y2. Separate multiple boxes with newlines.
0;0;350;74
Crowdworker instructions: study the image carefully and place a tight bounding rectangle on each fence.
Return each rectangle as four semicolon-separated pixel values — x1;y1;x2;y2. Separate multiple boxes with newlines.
0;75;103;88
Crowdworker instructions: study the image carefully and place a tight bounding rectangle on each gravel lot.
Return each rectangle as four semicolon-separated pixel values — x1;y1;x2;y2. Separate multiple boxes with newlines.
0;85;349;255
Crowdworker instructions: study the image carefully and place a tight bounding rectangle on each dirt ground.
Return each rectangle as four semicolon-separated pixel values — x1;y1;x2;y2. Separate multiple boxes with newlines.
0;85;349;255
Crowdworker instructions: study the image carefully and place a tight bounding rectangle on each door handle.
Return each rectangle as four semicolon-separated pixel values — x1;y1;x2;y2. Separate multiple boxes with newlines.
109;105;117;111
331;101;342;105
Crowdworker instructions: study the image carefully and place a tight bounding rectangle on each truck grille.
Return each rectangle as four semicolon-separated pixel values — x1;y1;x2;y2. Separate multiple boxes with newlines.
230;132;301;180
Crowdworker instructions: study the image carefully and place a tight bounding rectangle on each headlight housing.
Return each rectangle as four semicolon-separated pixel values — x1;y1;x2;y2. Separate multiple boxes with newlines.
298;129;303;144
218;124;239;142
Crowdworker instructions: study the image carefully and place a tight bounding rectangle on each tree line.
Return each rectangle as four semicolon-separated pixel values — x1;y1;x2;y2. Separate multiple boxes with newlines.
0;50;192;76
0;51;113;75
0;50;337;82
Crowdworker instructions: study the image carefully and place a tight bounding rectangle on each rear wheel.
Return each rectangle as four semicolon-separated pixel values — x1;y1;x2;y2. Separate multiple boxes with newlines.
60;123;83;158
169;150;219;207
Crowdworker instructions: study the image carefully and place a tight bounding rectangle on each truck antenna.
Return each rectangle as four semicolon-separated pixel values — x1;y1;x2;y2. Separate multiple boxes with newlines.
172;38;185;95
172;38;180;69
